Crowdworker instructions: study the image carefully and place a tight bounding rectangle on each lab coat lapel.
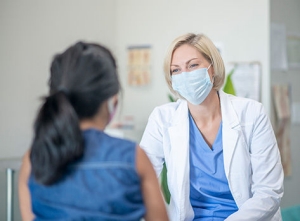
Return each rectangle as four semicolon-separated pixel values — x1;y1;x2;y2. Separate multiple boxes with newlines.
167;100;190;214
219;91;240;176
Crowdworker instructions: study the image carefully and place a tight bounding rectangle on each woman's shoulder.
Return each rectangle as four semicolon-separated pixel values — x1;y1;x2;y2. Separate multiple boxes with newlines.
97;129;136;149
150;99;185;117
145;100;187;127
227;93;259;103
221;92;266;120
84;128;135;143
83;129;137;161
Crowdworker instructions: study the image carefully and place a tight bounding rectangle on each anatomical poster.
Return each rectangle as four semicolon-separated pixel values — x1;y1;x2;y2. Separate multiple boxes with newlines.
127;45;151;86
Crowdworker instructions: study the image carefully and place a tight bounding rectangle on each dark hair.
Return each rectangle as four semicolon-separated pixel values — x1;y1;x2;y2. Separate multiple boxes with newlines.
30;42;120;185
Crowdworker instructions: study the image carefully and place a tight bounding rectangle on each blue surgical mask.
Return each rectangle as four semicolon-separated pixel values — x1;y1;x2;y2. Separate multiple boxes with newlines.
172;64;213;105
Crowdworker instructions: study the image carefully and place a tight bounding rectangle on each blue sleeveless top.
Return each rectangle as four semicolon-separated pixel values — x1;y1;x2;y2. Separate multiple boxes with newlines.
189;113;238;220
29;129;145;221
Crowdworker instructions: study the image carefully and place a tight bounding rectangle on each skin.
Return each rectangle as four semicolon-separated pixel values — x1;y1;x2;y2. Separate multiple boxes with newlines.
18;95;169;221
19;151;34;221
171;44;222;148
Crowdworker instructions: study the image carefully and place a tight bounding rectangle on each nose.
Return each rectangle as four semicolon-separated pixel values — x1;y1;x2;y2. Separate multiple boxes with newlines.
181;67;188;72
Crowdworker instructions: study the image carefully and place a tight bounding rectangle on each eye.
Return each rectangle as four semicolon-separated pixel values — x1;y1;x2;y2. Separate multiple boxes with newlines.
189;63;199;69
171;68;180;74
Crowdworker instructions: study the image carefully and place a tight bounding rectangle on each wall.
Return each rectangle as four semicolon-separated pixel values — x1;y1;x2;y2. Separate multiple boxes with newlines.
270;0;300;208
0;0;117;158
2;0;296;214
115;0;270;141
0;0;271;159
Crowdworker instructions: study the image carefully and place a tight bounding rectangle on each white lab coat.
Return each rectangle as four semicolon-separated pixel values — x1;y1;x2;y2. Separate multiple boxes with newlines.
140;91;284;221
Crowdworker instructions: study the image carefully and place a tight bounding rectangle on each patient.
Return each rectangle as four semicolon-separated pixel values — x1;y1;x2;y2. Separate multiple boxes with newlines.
18;42;168;221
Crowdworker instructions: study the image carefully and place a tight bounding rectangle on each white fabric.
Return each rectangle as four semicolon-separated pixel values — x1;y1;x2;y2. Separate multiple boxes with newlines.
140;91;284;221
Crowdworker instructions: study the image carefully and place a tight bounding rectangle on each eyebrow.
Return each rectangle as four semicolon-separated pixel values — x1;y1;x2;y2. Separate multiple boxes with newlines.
171;58;199;66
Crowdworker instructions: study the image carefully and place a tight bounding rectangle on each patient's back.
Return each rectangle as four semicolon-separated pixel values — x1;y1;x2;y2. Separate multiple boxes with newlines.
29;128;145;221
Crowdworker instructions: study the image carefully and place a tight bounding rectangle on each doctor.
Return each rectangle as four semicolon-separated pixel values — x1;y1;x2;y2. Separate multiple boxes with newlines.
140;33;284;221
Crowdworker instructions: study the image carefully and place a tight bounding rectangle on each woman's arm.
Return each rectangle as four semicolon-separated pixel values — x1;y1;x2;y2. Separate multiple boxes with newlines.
226;105;284;221
136;146;169;221
18;151;34;221
140;108;165;177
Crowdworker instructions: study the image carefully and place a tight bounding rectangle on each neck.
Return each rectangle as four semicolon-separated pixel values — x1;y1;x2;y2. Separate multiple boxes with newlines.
79;104;109;131
80;119;107;131
188;89;221;124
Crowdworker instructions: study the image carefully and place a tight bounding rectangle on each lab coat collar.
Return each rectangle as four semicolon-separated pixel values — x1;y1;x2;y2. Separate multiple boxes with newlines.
168;90;242;181
166;91;241;219
219;90;240;176
170;99;189;126
219;90;240;128
170;91;240;128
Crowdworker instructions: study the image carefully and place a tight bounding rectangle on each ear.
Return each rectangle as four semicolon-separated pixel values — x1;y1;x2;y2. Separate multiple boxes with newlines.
112;94;118;108
209;65;215;79
107;94;119;117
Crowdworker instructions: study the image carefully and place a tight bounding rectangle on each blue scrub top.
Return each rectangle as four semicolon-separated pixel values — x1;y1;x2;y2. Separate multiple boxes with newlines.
189;113;238;221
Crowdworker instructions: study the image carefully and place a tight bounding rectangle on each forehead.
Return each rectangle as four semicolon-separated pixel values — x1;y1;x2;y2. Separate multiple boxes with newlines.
171;44;204;64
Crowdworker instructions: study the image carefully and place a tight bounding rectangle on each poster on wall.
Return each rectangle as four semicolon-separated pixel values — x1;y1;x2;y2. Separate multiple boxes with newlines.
287;33;300;69
272;84;292;176
226;62;261;102
127;45;151;86
271;23;288;71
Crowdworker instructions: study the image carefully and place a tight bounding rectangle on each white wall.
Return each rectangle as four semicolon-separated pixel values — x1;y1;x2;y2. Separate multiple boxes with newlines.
0;0;117;158
0;0;271;156
271;0;300;208
115;0;270;141
1;0;298;211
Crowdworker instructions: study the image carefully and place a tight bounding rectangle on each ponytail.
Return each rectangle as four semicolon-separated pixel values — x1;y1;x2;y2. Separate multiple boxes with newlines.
30;91;83;185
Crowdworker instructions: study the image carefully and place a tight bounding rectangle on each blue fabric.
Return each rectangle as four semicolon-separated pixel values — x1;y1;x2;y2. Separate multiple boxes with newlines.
189;113;238;220
29;129;145;221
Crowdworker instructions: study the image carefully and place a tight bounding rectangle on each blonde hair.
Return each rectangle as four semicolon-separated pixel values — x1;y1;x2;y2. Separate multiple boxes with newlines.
164;33;225;97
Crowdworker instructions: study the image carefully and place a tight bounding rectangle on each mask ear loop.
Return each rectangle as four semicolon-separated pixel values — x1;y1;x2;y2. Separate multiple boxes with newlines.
108;96;118;115
207;63;212;70
107;97;118;123
207;62;214;84
108;97;115;114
